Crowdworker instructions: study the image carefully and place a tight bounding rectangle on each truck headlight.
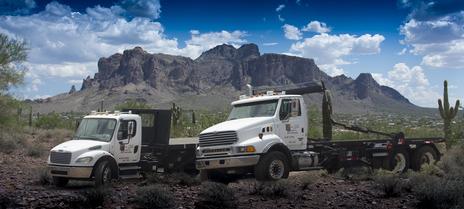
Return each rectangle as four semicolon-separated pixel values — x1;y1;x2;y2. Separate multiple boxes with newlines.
75;156;93;164
236;145;256;153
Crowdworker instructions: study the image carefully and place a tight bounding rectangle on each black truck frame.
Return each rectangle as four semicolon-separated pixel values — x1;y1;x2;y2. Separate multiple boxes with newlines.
122;109;197;174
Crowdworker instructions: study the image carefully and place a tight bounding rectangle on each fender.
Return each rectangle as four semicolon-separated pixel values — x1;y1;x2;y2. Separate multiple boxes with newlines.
262;142;293;169
82;150;119;178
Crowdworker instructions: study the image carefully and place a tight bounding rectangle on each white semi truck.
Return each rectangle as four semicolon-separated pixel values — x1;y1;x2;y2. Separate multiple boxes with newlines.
196;83;445;181
47;109;198;187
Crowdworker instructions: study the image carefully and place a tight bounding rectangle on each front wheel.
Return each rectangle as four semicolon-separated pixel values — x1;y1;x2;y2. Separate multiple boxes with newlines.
94;161;113;187
52;176;69;187
255;151;289;181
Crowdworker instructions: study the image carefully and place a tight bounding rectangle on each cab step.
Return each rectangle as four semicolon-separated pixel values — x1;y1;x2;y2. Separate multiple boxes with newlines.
119;173;142;179
119;166;141;171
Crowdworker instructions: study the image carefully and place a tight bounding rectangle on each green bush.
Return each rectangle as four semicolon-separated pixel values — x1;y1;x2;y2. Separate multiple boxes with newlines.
335;166;373;181
35;113;63;129
134;185;175;209
194;182;237;209
250;180;292;198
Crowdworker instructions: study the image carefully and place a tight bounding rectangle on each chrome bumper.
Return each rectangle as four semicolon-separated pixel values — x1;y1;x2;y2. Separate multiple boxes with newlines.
48;165;93;179
196;155;260;170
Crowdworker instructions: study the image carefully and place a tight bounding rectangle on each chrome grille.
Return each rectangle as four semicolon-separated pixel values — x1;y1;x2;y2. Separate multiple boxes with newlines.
199;131;238;147
50;151;72;164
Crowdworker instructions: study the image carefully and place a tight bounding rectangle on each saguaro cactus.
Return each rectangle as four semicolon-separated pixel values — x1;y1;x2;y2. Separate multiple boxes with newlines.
322;90;333;140
438;80;460;148
171;103;182;127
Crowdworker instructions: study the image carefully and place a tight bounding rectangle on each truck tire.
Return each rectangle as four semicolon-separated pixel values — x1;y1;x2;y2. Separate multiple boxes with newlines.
411;146;438;171
383;149;409;173
52;176;69;187
255;151;289;181
94;161;113;187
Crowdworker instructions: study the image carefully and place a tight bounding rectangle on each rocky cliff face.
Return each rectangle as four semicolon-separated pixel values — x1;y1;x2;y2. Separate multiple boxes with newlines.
34;44;424;114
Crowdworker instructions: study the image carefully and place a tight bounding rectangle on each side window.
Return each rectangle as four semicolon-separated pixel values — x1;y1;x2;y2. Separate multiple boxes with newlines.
291;99;301;117
279;99;301;120
118;120;137;139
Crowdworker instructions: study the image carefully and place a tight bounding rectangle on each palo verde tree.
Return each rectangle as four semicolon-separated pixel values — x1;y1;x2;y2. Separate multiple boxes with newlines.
0;33;28;128
438;80;460;148
0;33;27;94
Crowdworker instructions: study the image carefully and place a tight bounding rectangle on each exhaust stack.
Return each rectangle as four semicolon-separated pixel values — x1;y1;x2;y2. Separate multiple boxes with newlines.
246;84;253;96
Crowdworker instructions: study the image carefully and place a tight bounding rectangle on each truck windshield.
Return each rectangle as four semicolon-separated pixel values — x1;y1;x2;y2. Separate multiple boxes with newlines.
228;100;278;120
74;118;117;142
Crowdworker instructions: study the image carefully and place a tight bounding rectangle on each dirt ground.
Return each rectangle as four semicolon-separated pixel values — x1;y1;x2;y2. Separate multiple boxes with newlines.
0;135;419;209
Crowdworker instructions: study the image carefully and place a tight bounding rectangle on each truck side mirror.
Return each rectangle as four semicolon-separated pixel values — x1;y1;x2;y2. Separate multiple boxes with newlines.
128;121;135;137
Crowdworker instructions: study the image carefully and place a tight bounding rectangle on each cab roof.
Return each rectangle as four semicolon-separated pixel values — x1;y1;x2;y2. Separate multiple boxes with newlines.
231;94;301;106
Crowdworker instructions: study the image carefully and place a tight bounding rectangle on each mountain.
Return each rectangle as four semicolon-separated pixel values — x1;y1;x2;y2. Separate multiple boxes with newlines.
29;44;430;115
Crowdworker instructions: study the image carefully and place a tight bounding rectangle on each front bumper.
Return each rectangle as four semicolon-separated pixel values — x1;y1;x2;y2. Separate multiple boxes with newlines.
196;155;260;170
48;165;93;179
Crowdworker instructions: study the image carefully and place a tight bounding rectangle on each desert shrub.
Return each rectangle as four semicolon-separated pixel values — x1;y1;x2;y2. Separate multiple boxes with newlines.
335;166;373;181
80;188;108;209
36;128;72;144
373;169;404;197
194;182;237;209
37;167;51;185
134;185;175;209
419;163;445;177
27;144;44;157
299;172;320;190
146;172;200;186
0;134;17;153
250;180;292;198
413;177;464;209
439;144;464;179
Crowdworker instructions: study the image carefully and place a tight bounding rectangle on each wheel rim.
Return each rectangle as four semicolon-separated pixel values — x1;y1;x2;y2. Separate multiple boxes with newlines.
269;159;285;179
102;166;112;184
392;153;406;173
420;152;435;165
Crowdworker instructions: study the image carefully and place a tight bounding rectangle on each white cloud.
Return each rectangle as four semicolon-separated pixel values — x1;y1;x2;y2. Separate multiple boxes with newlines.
0;0;36;15
276;4;285;12
302;21;331;33
372;63;439;107
0;1;247;95
288;33;384;75
278;14;285;22
181;30;247;58
263;42;278;46
68;80;83;85
400;12;464;68
282;24;302;40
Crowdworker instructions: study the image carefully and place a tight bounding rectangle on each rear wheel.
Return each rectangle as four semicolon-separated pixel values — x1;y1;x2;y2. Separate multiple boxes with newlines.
94;161;113;187
412;146;438;171
384;149;410;173
52;176;69;187
255;151;289;181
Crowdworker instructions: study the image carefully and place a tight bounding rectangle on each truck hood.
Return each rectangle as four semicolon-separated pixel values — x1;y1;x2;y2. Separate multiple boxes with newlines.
51;140;109;153
201;117;274;134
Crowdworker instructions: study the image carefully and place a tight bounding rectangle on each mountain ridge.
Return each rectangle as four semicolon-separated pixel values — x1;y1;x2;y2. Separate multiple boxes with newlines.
30;43;431;115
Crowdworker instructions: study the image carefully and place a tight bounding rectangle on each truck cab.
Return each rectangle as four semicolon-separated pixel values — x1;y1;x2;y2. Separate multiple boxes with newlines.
196;92;315;180
48;110;198;187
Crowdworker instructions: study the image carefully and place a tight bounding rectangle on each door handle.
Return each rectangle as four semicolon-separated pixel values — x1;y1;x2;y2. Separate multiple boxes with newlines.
134;145;139;154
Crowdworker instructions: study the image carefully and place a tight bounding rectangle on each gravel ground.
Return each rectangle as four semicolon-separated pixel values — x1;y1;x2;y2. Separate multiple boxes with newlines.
0;136;419;209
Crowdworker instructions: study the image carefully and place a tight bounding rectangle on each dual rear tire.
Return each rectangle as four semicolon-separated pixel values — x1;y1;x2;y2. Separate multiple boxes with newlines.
384;146;438;173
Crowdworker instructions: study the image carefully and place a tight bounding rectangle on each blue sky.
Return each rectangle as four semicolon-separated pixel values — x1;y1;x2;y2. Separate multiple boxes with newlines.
0;0;463;107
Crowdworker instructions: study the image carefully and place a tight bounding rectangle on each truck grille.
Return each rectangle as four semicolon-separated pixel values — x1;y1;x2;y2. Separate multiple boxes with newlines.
199;131;238;147
50;151;72;164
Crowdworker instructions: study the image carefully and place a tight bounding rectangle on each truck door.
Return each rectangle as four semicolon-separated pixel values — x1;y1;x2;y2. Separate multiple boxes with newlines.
113;119;141;163
278;98;306;150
